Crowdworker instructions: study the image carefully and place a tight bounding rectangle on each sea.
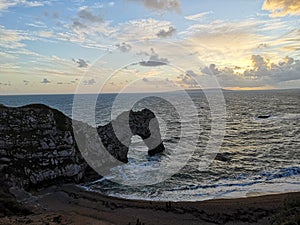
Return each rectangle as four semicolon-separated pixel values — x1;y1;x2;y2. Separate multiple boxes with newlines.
0;89;299;201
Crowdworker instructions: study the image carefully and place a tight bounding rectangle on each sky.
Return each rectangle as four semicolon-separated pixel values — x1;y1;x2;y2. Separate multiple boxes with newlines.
0;0;299;94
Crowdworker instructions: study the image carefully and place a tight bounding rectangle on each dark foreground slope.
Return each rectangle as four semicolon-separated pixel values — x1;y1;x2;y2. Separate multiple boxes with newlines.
0;184;299;225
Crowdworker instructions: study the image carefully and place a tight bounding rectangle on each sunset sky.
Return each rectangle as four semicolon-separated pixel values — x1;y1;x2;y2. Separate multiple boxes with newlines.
0;0;299;94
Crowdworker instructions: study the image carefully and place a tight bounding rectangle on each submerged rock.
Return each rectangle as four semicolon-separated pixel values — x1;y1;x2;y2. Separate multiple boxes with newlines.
215;153;231;162
257;115;271;119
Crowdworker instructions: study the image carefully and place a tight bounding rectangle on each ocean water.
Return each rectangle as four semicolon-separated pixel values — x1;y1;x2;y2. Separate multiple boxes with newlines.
0;89;299;201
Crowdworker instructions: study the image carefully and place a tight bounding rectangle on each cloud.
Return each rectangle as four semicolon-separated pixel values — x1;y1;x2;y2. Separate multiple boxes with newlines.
0;25;29;49
44;11;60;19
201;64;220;75
184;20;261;41
52;11;60;19
184;11;212;21
257;43;269;49
140;61;168;67
56;81;74;85
201;55;300;88
69;6;107;34
262;0;300;17
77;6;103;23
0;0;18;11
136;51;150;56
0;81;11;86
277;29;300;52
37;30;54;38
83;78;96;85
70;20;87;29
0;0;50;12
179;73;198;88
66;7;115;47
71;79;79;84
186;70;199;77
23;1;48;7
139;48;169;66
26;21;47;28
128;0;180;13
156;26;176;38
72;58;88;68
279;55;294;65
115;18;173;41
41;78;51;84
249;55;268;72
108;2;115;7
242;55;300;83
181;19;288;66
142;77;149;82
116;42;132;52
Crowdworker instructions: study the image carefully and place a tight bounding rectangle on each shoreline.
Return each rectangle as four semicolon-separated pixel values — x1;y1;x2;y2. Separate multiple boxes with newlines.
81;185;300;202
1;184;299;225
82;184;300;203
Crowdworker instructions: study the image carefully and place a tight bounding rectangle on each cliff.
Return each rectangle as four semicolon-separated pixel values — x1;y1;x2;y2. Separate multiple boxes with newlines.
0;104;164;190
0;104;93;189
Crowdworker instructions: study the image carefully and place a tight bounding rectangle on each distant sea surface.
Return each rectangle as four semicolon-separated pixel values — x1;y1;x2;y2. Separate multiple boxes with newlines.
1;89;299;201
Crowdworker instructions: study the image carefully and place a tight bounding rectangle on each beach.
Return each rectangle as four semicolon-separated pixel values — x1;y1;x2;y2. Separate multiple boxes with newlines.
1;185;299;225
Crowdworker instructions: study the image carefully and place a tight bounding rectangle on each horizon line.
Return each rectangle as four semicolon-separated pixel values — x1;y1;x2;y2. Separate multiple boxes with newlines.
0;87;299;96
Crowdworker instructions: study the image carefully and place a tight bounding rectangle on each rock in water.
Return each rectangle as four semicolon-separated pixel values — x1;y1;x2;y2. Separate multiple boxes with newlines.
257;115;271;119
214;153;231;162
98;109;165;163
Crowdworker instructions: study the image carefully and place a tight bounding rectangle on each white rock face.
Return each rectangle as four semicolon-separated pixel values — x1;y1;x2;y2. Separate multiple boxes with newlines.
0;104;92;190
0;104;164;190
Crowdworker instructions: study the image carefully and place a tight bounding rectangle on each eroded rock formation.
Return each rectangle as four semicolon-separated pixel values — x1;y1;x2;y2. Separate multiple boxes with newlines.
0;104;90;189
97;109;165;163
0;104;164;190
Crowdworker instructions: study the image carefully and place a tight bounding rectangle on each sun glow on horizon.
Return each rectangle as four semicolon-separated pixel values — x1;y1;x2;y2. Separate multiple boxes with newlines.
0;0;299;94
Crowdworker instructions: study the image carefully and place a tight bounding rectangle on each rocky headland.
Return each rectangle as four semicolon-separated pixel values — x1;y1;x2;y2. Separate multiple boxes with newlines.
0;104;95;190
0;103;164;190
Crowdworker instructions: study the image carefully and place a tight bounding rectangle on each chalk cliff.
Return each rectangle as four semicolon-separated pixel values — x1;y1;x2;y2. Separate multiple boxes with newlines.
0;104;164;190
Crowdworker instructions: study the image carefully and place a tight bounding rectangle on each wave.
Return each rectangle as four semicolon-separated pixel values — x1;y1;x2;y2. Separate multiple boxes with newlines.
259;166;300;180
167;166;300;192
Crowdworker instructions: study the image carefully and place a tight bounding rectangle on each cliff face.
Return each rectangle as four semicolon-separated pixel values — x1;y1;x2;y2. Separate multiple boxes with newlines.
0;104;165;190
0;104;92;189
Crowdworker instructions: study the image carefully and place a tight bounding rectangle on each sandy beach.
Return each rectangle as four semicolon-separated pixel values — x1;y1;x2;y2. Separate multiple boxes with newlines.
1;184;299;225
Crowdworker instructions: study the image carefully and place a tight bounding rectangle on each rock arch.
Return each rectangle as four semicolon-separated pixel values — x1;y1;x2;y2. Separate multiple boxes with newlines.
97;108;165;163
